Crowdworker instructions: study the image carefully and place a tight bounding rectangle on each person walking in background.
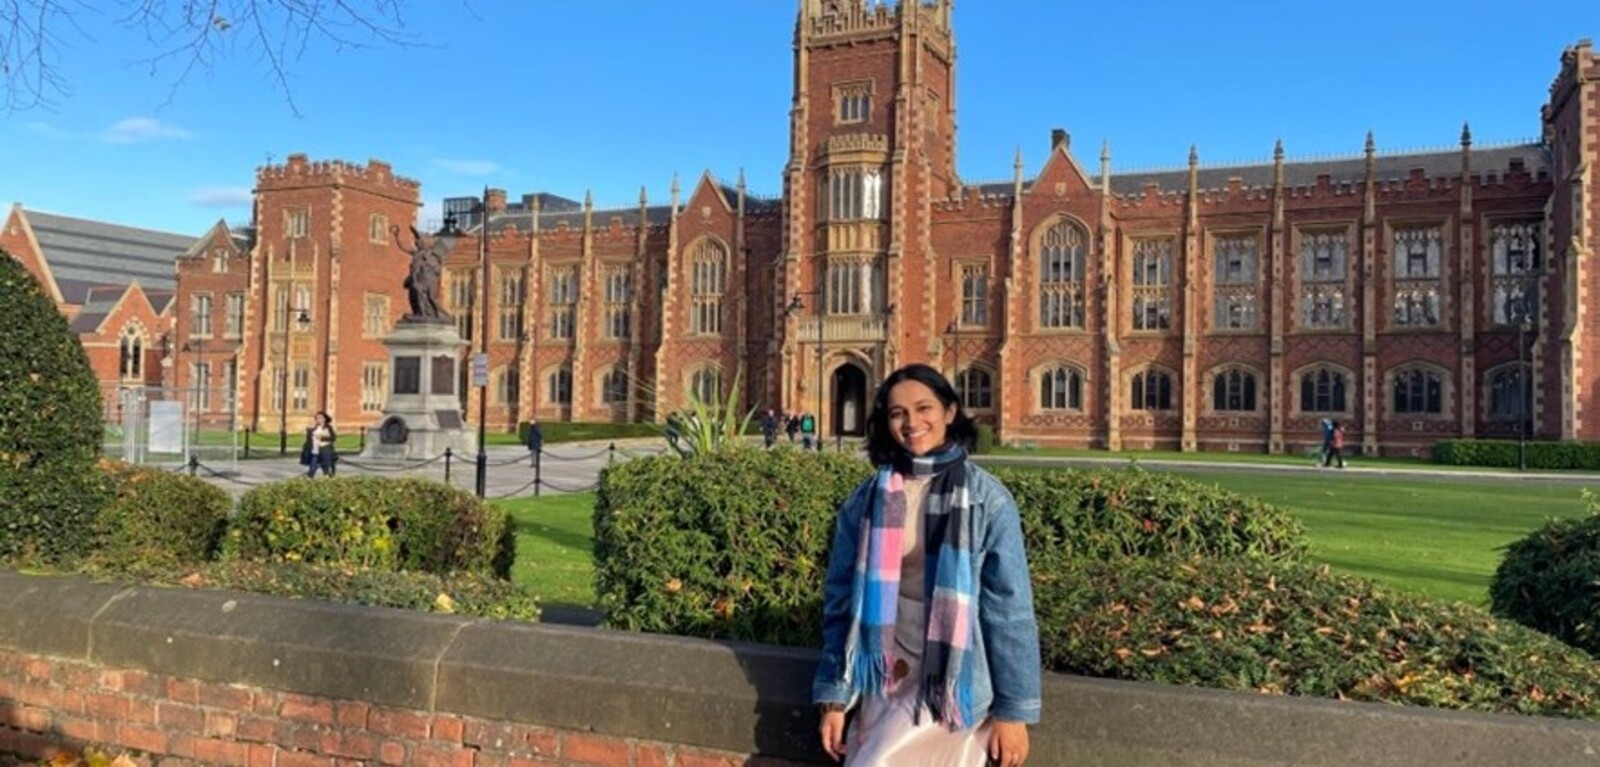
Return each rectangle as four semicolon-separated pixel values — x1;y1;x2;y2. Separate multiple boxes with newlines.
526;417;544;463
761;408;779;449
1329;420;1348;469
303;411;337;478
786;412;801;443
814;363;1041;766
1318;417;1336;468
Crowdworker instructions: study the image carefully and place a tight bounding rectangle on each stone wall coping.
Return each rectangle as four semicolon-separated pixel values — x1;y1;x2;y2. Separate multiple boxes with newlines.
3;570;1599;766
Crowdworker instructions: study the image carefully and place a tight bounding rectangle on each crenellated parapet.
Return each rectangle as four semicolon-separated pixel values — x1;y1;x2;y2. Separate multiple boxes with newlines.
255;153;420;202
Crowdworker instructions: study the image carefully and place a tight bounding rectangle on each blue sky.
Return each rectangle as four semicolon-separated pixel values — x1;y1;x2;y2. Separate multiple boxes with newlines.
0;0;1591;236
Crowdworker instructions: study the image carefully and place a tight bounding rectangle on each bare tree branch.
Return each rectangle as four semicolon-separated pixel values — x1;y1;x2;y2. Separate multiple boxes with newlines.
1;0;430;114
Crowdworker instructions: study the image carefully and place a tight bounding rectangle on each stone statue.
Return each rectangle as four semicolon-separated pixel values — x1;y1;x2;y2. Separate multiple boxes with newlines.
395;225;450;321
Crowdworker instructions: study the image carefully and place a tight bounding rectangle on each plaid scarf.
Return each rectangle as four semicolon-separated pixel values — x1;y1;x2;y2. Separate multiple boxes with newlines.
843;442;976;729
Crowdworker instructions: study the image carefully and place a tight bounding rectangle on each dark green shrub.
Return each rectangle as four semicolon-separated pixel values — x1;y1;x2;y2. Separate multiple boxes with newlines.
1038;555;1600;719
226;476;513;578
92;460;232;567
122;560;538;621
1490;497;1600;656
1433;439;1600;470
973;423;997;455
593;447;868;644
991;466;1309;571
0;251;109;563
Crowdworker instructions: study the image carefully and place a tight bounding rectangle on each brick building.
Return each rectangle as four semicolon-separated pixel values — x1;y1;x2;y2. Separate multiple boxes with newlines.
174;1;1598;455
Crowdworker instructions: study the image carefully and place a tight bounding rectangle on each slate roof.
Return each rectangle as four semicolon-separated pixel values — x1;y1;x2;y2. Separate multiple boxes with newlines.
26;210;194;305
973;142;1551;198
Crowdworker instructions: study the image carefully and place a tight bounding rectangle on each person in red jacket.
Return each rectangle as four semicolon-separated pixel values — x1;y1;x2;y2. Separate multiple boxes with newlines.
1328;421;1347;469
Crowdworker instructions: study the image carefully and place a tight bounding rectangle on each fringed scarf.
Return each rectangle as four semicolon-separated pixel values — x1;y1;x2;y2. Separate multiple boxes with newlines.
842;442;977;729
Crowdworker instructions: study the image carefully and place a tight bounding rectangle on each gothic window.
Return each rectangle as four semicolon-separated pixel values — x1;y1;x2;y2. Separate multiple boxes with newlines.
1392;367;1443;415
494;367;520;406
222;360;238;411
191;362;211;412
211;248;228;273
225;293;245;338
548;367;573;406
191;293;213;338
361;363;386;412
363;294;389;338
603;265;632;339
690;367;722;404
1212;367;1257;412
293;285;312;325
118;330;143;380
1130;369;1174;411
1299;230;1348;330
447;269;476;341
601;369;629;405
956;367;993;410
1131;238;1172;331
1213;234;1258;330
835;81;873;124
284;208;309;239
691;240;727;335
1038;365;1083;411
369;214;388;244
1487;365;1531;422
1392;225;1444;328
827;167;885;221
272;286;290;332
960;264;988;327
1490;220;1541;327
547;265;578;341
1298;366;1348;413
498;269;525;341
1038;219;1087;329
292;365;311;411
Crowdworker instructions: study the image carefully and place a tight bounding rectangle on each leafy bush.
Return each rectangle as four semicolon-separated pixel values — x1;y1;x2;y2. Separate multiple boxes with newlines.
973;423;997;455
0;250;109;563
1490;495;1600;656
92;460;231;568
593;447;868;645
1433;439;1600;470
226;476;514;578
108;560;538;621
991;466;1309;570
1038;555;1600;719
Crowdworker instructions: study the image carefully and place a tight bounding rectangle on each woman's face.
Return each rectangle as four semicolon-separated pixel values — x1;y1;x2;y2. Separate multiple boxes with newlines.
885;379;956;457
314;413;327;426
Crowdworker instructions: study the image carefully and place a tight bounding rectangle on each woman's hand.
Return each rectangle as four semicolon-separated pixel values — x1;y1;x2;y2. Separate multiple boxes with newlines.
988;720;1029;766
819;709;848;761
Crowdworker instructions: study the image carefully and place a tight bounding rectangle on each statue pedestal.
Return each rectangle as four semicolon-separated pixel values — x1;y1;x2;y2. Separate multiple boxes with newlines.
362;318;478;461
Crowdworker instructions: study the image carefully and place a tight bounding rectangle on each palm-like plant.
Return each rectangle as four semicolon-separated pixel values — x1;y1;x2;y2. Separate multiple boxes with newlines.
665;366;757;457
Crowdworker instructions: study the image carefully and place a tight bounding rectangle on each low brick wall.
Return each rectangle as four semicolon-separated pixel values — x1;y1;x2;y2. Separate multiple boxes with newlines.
2;571;1599;767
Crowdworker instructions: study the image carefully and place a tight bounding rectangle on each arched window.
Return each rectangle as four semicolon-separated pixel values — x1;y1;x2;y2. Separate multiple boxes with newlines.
1130;369;1173;411
1299;366;1347;413
689;368;722;405
118;329;143;380
548;367;572;406
690;240;727;335
601;369;629;405
1487;365;1531;421
1038;365;1082;411
1212;367;1257;412
956;367;993;410
1392;367;1443;415
494;368;520;406
1037;219;1087;329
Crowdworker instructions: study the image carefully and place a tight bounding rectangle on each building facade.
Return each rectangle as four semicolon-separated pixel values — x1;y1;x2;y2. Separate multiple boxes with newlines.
170;1;1597;455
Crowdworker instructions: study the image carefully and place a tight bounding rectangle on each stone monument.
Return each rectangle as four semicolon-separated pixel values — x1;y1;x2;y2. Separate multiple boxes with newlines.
362;227;478;460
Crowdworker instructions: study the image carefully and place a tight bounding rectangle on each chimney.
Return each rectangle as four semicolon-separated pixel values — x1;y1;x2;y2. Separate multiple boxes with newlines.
1051;128;1069;151
485;188;508;215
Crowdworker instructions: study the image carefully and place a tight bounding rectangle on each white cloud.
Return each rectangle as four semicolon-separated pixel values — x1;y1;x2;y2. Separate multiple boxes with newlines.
432;159;500;176
189;186;253;207
102;117;194;144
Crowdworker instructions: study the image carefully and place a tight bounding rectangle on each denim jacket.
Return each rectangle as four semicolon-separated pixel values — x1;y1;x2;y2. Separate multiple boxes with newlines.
812;462;1043;725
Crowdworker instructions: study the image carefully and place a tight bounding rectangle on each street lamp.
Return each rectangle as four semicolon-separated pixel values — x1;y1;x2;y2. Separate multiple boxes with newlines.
786;287;824;451
184;337;207;450
278;306;311;455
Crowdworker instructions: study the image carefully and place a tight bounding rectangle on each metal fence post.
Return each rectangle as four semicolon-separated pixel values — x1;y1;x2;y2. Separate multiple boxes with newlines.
188;453;199;477
244;428;251;459
444;448;453;484
608;442;616;467
533;447;542;498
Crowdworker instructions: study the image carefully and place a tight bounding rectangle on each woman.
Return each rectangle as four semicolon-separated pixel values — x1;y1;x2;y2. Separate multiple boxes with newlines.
814;364;1041;766
303;411;337;478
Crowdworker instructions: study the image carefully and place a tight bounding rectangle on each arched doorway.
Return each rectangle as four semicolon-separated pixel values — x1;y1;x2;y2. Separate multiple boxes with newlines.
832;363;869;437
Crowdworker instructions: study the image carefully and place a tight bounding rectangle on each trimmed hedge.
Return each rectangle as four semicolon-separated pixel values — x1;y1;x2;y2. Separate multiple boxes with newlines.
593;448;867;645
92;460;231;568
226;476;514;578
1038;555;1600;719
0;250;108;562
994;466;1309;568
1490;497;1600;656
1433;439;1600;470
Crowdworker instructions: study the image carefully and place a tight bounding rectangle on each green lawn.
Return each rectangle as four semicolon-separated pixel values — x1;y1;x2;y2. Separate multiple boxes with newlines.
493;471;1597;611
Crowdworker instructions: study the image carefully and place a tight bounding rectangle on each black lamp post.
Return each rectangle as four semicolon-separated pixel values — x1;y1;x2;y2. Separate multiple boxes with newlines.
1517;311;1532;472
278;307;311;455
786;288;824;451
475;190;492;497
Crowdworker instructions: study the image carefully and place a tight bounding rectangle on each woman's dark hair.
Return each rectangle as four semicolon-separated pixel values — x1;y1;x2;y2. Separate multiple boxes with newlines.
864;363;977;466
315;410;331;424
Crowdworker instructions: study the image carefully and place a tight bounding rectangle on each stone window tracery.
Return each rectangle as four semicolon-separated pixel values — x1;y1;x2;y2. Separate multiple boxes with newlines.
1298;366;1348;413
601;369;629;405
1038;220;1087;329
691;240;727;336
498;269;525;342
1392;225;1443;328
834;81;872;124
1487;364;1531;422
1213;234;1257;331
1131;238;1172;332
1392;366;1443;415
956;367;993;410
960;264;988;327
1130;368;1174;411
603;266;632;339
1489;221;1541;327
1038;364;1083;411
826;167;884;221
548;366;573;406
1299;230;1348;330
547;265;578;341
1212;367;1257;412
690;367;722;404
